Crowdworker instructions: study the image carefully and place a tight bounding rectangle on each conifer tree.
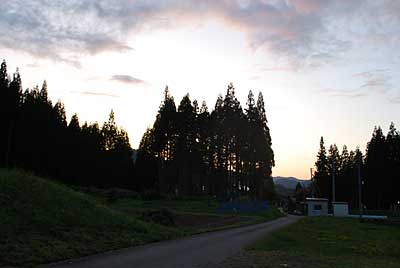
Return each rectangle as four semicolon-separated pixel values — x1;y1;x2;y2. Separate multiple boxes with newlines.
152;86;177;193
314;137;329;198
255;92;275;200
365;126;386;209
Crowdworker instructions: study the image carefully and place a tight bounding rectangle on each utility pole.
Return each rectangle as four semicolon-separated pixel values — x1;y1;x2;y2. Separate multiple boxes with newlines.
331;158;336;216
310;168;314;198
358;154;363;219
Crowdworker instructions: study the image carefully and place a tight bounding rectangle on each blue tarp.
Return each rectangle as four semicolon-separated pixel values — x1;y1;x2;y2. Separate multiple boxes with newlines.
217;201;269;214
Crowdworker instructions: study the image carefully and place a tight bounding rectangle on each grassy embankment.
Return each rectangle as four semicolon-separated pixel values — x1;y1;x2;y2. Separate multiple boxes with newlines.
223;217;400;268
0;169;283;267
0;169;181;267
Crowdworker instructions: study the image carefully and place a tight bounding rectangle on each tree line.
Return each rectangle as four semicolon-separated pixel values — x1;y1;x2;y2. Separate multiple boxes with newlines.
135;84;275;200
0;60;275;200
313;124;400;210
0;60;134;188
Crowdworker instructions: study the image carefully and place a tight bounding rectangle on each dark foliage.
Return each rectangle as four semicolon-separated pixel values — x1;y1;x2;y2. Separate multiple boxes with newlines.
312;123;400;210
141;208;176;226
364;124;400;209
0;60;133;189
135;84;275;200
0;60;275;200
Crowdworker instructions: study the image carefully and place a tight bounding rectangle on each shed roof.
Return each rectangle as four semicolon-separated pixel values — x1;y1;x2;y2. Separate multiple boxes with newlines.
306;198;328;202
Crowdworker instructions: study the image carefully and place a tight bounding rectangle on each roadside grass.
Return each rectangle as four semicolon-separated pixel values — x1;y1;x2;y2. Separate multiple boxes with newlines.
0;168;284;267
107;197;285;233
243;217;400;268
0;169;182;267
107;196;284;219
363;210;400;219
106;198;219;214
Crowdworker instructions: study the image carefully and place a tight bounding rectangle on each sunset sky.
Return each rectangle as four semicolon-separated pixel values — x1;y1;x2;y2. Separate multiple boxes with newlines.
1;0;399;179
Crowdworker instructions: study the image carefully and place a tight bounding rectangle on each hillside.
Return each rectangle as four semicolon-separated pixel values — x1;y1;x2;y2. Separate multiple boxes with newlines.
273;176;311;190
0;169;180;267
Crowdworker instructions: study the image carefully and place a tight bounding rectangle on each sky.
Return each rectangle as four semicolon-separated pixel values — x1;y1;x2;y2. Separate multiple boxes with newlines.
1;0;399;179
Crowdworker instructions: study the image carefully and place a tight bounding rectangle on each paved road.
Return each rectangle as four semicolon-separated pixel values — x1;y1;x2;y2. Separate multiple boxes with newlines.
47;215;301;268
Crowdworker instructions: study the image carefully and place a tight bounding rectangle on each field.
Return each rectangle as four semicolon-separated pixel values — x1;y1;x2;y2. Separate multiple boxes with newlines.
222;217;400;268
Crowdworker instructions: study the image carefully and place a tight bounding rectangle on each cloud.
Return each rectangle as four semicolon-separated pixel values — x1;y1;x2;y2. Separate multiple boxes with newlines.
354;69;392;95
353;69;389;79
321;68;394;99
0;1;399;68
390;96;400;104
110;75;148;85
24;62;41;68
0;1;133;66
71;91;119;98
321;88;368;99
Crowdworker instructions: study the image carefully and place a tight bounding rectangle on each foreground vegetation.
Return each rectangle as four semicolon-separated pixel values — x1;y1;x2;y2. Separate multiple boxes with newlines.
0;169;181;267
223;217;400;268
0;169;282;267
106;197;283;232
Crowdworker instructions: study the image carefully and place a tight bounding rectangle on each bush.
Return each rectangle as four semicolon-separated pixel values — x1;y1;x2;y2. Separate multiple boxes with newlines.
141;208;176;226
141;190;166;200
76;186;140;201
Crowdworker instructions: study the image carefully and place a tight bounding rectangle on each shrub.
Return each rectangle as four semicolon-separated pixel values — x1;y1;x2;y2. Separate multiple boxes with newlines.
141;208;176;226
141;190;166;200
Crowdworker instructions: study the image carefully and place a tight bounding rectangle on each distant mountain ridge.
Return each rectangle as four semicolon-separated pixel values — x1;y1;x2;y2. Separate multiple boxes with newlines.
273;176;311;190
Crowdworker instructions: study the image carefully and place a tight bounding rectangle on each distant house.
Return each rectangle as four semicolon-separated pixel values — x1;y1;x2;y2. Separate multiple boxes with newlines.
305;198;328;216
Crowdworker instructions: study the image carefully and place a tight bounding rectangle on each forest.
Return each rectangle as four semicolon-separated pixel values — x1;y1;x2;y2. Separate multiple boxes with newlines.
312;124;400;210
135;85;275;200
0;60;275;201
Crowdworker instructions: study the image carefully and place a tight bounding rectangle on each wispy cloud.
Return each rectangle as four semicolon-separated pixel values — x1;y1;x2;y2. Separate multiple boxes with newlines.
321;88;367;99
110;75;148;85
354;69;392;95
321;68;394;99
390;96;400;104
353;69;389;79
70;91;119;98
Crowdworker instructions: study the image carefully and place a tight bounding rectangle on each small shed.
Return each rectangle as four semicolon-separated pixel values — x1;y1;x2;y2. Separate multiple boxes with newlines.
333;202;349;217
305;198;328;216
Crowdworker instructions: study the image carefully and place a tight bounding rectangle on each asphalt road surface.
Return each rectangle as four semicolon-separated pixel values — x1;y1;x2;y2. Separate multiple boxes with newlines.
47;215;301;268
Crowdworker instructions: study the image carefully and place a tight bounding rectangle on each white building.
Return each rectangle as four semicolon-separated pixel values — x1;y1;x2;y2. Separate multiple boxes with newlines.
305;198;329;216
332;201;349;217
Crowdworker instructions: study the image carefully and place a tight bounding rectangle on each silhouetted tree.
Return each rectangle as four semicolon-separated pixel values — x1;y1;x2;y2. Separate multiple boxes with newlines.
314;137;329;198
135;84;275;200
0;60;135;190
313;123;399;211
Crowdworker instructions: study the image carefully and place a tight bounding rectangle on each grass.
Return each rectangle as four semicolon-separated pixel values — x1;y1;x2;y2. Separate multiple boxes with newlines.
106;198;220;214
363;210;400;219
107;197;284;233
247;217;400;268
0;168;283;267
107;196;283;218
0;169;182;267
